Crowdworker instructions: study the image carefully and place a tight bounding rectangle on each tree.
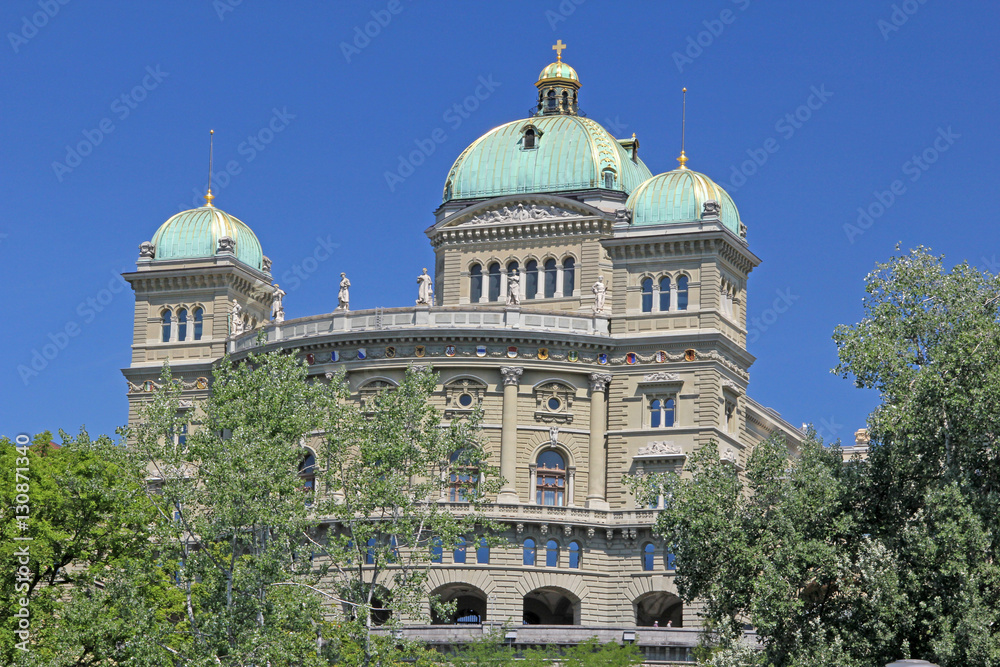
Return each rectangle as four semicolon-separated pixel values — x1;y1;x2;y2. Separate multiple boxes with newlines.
0;430;164;666
119;348;503;666
631;247;1000;667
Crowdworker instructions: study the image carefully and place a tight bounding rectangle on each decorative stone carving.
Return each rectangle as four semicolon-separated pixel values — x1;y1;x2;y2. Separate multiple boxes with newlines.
262;255;272;273
592;275;607;314
588;373;612;392
324;372;335;381
500;366;523;386
271;283;286;323
637;441;683;457
337;273;350;311
721;447;738;465
178;399;193;409
722;379;743;395
217;236;236;254
642;371;681;383
563;525;573;537
702;199;721;219
229;300;244;336
506;268;521;306
549;427;559;447
467;203;575;224
739;222;748;239
606;528;614;542
627;528;637;540
534;381;575;424
416;268;433;306
614;207;631;224
138;241;155;259
539;524;549;536
516;523;524;535
587;527;595;539
411;365;428;374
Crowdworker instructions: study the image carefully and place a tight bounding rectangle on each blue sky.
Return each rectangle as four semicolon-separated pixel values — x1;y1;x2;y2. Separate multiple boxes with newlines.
2;1;997;443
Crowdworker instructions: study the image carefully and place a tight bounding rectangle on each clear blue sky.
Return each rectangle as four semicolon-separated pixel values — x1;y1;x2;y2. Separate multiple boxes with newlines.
2;1;997;443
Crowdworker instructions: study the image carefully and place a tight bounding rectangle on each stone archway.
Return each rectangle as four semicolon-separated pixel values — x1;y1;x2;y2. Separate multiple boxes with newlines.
430;583;488;625
523;586;580;625
635;591;683;627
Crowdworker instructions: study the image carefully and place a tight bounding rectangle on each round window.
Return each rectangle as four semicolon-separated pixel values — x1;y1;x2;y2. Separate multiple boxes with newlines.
458;393;474;407
547;397;561;411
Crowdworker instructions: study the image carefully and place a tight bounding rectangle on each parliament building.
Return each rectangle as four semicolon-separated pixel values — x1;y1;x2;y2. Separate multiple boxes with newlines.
122;43;805;663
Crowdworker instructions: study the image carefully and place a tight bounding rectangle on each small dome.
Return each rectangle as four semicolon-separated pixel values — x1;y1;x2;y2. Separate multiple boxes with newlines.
442;115;652;202
150;204;265;271
626;168;742;235
538;61;578;83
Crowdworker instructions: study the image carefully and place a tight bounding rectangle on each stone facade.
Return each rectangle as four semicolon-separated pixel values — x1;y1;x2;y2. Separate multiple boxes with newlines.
122;47;805;664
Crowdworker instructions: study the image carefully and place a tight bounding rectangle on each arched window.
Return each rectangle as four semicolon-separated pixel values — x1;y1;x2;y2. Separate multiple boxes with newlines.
525;260;538;299
535;450;566;506
454;536;467;564
366;537;376;564
650;397;676;428
298;449;316;494
193;307;203;340
677;275;689;310
561;90;569;111
569;541;581;569
477;537;490;564
431;537;443;563
161;310;172;343
488;262;501;302
469;264;483;303
643;543;656;571
524;128;536;149
659;277;671;312
641;278;653;313
547;90;556;109
543;259;557;298
177;308;188;341
667;550;676;571
449;450;477;502
603;169;615;189
545;539;559;567
562;257;575;296
523;538;536;566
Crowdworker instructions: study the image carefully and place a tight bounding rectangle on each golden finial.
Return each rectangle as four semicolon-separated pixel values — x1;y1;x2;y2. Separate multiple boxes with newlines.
552;39;567;62
677;87;689;170
204;129;215;207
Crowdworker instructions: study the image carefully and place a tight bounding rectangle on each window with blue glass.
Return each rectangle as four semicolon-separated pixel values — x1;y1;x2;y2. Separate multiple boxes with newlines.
569;541;581;569
469;264;483;303
535;450;566;506
545;539;559;567
677;275;689;310
641;277;653;312
659;277;671;311
477;537;490;564
649;397;676;428
161;310;171;342
193;307;203;340
642;542;656;571
523;538;536;566
454;536;467;564
431;537;443;563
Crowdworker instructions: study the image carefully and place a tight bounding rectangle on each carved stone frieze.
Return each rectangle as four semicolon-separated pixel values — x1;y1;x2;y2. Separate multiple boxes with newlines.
467;203;577;224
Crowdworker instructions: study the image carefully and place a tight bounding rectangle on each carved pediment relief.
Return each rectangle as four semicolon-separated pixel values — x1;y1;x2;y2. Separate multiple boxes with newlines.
466;203;579;224
641;371;682;383
635;440;684;458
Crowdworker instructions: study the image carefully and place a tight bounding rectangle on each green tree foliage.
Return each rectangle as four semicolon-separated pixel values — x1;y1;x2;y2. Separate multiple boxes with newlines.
633;247;1000;666
0;430;162;665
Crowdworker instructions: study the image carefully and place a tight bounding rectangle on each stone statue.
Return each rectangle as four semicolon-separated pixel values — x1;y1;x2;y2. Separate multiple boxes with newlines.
218;236;236;254
506;268;521;306
138;241;155;259
416;268;433;305
271;283;286;323
262;255;273;273
592;275;607;314
230;300;244;336
337;273;350;311
702;199;721;218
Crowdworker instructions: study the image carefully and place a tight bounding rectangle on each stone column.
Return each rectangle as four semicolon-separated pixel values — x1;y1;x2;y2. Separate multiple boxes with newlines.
567;466;576;507
586;373;612;510
498;366;523;503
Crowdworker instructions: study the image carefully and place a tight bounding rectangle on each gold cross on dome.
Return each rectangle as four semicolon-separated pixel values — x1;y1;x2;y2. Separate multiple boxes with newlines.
552;40;567;61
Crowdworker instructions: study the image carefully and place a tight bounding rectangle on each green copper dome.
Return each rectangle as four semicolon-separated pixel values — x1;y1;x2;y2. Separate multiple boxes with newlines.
626;168;742;235
150;204;265;271
443;115;652;202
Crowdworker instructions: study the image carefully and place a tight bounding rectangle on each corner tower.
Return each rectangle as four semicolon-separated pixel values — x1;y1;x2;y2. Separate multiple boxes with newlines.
122;190;273;421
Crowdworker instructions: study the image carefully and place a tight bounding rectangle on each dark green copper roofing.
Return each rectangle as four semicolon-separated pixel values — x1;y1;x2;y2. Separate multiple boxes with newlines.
150;205;264;271
442;115;652;202
626;168;742;235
